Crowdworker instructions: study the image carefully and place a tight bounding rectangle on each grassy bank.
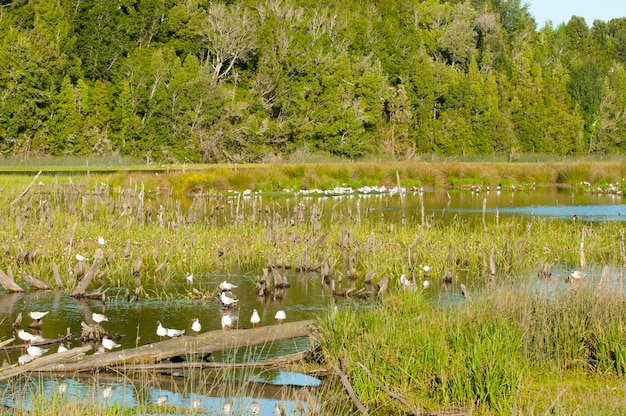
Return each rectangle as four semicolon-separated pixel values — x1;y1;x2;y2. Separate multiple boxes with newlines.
0;158;624;194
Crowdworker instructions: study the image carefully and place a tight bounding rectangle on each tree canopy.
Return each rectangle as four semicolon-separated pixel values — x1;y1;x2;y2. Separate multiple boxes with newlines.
0;0;625;162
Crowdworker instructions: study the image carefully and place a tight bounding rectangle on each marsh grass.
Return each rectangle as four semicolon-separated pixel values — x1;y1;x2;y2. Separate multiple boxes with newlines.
318;276;626;414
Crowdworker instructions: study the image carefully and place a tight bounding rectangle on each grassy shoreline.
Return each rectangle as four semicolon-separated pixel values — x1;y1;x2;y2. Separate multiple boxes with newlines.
0;159;624;196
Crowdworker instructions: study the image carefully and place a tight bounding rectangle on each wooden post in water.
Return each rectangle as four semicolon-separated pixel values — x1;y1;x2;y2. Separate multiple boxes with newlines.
396;171;405;226
579;228;586;269
482;198;488;231
71;249;104;298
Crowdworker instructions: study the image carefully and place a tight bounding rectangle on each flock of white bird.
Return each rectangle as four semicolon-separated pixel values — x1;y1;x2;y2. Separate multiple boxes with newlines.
16;277;288;364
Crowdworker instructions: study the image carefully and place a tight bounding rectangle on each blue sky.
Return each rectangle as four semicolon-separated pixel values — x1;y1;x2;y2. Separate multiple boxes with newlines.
526;0;626;27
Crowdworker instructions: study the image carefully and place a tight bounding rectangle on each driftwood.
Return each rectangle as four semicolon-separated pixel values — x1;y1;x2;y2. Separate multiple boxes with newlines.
124;239;132;260
33;319;316;375
377;276;388;295
16;247;38;264
333;365;369;416
0;268;24;293
10;170;42;207
71;248;104;298
256;268;271;297
0;345;92;382
272;268;290;289
100;349;313;374
12;313;22;329
23;273;52;290
358;361;420;416
52;262;64;290
80;321;109;341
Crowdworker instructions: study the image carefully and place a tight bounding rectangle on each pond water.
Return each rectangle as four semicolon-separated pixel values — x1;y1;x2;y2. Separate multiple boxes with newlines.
0;186;623;413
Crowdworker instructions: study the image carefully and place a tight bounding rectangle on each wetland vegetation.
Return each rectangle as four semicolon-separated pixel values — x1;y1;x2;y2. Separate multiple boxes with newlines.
0;159;624;414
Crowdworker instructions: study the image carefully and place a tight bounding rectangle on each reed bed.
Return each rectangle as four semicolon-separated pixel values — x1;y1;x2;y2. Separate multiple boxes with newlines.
0;174;623;295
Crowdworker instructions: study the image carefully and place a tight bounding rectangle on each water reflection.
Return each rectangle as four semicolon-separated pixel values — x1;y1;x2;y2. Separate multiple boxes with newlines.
0;376;316;414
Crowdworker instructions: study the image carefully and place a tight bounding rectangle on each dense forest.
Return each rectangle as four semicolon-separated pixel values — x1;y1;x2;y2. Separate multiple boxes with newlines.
0;0;625;163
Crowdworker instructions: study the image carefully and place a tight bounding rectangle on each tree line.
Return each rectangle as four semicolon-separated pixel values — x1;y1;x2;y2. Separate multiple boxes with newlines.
1;0;625;163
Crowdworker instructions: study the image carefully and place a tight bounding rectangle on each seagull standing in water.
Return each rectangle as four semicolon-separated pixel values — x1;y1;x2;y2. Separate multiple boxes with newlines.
567;270;583;283
18;329;43;346
28;311;49;326
97;236;106;245
185;273;194;284
219;281;238;291
92;312;109;324
250;309;261;329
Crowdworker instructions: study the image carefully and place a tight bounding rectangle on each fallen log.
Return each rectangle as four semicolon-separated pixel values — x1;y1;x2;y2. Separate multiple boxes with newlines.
357;361;421;416
333;364;369;416
0;268;24;293
34;319;316;374
23;273;53;290
0;345;92;381
82;349;314;375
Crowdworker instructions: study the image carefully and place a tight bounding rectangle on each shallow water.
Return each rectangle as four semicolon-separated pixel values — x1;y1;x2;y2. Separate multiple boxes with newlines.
0;186;623;413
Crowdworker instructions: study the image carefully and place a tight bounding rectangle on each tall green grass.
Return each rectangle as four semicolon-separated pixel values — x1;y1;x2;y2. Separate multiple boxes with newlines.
318;279;626;414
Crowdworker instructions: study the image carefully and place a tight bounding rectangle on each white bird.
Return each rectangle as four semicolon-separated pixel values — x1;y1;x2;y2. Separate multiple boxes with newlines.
185;273;194;284
191;398;201;409
399;273;414;289
58;382;68;394
28;311;49;326
97;236;106;245
250;309;261;329
191;318;202;335
157;395;168;405
17;329;43;344
92;312;109;324
156;321;168;340
567;270;583;282
275;310;286;324
18;354;34;365
249;401;260;416
166;327;185;338
219;281;238;291
221;312;233;331
102;336;121;352
219;291;238;308
102;386;114;400
75;253;89;262
27;344;49;359
58;344;69;353
423;279;431;289
222;400;233;414
422;265;432;273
